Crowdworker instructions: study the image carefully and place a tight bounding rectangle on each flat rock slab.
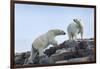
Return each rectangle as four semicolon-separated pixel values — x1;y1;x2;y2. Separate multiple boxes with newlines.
56;56;92;64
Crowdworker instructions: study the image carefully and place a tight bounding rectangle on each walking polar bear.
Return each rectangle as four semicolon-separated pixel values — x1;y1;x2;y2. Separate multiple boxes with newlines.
67;19;83;40
26;29;66;64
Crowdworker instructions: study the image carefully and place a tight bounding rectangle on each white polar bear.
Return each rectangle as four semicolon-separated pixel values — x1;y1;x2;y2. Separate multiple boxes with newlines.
67;19;83;40
26;29;66;64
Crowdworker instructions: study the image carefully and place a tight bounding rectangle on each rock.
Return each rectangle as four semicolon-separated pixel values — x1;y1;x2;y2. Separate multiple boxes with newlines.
15;38;95;65
77;40;88;49
24;52;40;65
49;51;78;63
15;53;26;65
64;40;78;49
43;39;95;63
15;51;31;65
74;40;95;58
56;56;90;64
24;51;30;58
44;47;57;57
44;40;78;57
75;41;89;57
39;55;54;64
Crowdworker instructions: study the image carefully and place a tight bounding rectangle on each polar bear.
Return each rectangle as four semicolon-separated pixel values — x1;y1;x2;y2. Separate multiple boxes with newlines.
26;29;66;64
67;19;83;40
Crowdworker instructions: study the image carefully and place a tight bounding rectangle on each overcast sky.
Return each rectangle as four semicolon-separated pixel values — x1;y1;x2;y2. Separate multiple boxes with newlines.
15;4;94;53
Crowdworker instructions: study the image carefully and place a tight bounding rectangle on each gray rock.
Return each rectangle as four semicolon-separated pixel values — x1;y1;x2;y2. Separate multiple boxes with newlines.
44;47;57;57
39;55;54;64
64;40;78;49
15;53;26;65
15;38;95;65
56;56;90;64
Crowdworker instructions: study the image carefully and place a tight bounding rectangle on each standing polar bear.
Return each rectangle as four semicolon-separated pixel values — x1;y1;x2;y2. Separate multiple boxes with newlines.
67;19;83;40
26;29;66;64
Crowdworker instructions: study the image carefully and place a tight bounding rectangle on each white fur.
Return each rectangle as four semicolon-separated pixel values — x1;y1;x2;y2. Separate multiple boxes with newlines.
67;19;83;40
27;29;66;64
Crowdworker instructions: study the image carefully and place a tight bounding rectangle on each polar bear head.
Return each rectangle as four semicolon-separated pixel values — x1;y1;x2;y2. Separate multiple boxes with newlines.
48;29;66;36
73;19;82;28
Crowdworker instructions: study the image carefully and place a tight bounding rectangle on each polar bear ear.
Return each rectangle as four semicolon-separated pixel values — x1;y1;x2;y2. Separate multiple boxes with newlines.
73;19;76;22
73;18;78;22
73;18;81;23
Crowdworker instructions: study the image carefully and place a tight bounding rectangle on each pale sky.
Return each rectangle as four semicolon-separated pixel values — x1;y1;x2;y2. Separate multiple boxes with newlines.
15;4;94;53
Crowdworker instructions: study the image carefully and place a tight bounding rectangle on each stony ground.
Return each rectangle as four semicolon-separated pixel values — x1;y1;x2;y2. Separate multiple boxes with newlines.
15;38;95;65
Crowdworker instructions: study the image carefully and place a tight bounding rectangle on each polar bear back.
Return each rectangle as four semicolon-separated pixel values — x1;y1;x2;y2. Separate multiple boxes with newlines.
32;32;56;50
32;34;48;50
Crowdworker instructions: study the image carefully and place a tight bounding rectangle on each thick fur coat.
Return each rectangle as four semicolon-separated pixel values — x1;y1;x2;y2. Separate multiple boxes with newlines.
67;19;83;40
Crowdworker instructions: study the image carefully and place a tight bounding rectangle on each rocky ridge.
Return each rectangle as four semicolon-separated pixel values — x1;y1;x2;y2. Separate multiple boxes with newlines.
15;38;95;65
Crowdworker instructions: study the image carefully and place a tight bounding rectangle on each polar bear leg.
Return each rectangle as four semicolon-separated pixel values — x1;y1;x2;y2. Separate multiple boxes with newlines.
25;46;38;64
73;33;77;40
81;32;83;39
39;48;45;56
50;39;58;46
68;33;73;40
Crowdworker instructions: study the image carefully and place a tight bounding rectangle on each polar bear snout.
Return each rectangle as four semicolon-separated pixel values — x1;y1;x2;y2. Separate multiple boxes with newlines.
60;31;66;35
63;32;66;35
